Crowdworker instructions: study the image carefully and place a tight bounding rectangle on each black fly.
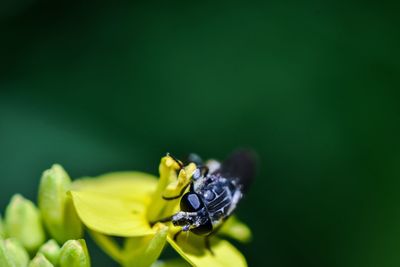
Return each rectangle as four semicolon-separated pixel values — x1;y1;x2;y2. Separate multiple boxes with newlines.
154;150;256;253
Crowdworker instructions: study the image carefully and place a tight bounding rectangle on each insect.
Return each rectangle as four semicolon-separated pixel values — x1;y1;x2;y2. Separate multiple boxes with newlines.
155;150;256;252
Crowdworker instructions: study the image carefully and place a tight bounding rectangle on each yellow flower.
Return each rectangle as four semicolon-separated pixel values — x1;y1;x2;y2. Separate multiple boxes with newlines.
70;156;252;267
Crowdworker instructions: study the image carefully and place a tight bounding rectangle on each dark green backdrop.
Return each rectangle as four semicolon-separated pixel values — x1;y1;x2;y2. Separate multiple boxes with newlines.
1;1;400;266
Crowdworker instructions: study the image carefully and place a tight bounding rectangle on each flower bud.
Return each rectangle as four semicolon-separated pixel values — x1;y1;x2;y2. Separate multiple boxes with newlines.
151;259;190;267
38;164;83;243
0;215;5;238
29;253;54;267
38;239;60;266
5;194;46;252
0;239;13;267
5;238;30;267
59;239;90;267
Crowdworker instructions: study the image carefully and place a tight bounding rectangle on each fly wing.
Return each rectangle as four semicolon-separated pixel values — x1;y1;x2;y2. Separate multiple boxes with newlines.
216;149;257;193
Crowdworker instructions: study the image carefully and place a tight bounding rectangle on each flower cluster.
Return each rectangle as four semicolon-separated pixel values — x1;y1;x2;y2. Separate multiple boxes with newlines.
0;164;90;267
1;155;251;267
70;155;251;267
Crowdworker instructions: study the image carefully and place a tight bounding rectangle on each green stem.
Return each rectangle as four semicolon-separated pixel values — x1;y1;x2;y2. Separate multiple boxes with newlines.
88;230;124;264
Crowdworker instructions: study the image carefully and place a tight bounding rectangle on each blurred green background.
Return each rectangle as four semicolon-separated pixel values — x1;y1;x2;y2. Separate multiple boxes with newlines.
1;1;400;266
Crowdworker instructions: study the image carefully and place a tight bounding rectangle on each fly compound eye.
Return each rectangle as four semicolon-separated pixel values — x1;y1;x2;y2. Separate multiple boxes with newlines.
180;193;204;212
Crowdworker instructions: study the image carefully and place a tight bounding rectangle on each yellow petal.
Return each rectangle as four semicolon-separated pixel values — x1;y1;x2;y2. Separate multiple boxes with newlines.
147;157;181;222
158;163;197;220
167;232;247;267
147;156;196;222
71;172;158;205
70;191;154;237
122;223;168;267
218;216;252;243
89;224;169;267
163;163;196;198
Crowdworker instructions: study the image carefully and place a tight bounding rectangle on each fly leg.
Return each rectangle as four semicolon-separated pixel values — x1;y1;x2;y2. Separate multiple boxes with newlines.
173;230;183;241
205;236;214;255
149;215;173;227
204;222;226;256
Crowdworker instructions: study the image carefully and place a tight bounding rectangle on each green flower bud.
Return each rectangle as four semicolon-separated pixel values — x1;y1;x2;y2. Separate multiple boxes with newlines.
38;239;60;266
59;239;90;267
0;215;5;238
4;238;30;267
29;253;54;267
0;239;13;267
5;194;46;252
38;164;83;244
151;259;190;267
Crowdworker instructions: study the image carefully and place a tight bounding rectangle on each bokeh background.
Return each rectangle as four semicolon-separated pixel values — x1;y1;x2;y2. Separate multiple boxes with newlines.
1;1;400;266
